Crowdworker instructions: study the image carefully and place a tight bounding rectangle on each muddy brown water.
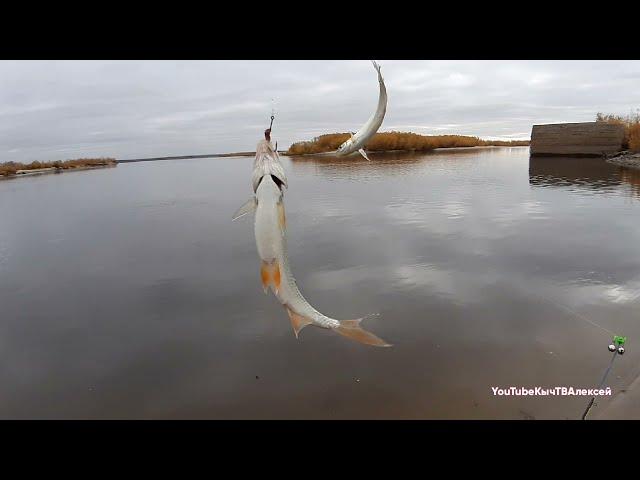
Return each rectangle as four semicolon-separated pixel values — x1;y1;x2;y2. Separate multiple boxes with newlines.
1;147;639;419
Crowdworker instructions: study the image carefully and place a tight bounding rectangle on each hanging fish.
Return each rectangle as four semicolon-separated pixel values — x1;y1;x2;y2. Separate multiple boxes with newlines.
335;61;387;161
233;131;390;347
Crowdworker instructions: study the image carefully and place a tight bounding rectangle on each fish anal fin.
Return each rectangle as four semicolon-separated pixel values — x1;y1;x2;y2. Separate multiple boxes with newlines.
285;306;313;339
335;317;391;347
358;148;371;161
232;197;257;221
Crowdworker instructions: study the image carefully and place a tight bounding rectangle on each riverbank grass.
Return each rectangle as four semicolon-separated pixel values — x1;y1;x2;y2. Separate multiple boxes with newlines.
287;132;530;155
0;158;117;177
596;112;640;152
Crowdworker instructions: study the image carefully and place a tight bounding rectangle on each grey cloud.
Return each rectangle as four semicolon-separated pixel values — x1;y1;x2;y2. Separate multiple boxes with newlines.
1;60;639;162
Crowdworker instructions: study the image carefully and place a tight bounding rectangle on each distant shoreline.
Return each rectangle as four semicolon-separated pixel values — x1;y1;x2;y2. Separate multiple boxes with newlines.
285;145;530;157
116;152;259;163
286;131;530;155
1;146;531;181
117;145;530;163
1;159;117;180
0;164;117;180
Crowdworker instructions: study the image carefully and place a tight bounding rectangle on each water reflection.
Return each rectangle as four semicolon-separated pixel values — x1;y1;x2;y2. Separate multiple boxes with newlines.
529;156;622;189
529;156;640;199
620;167;640;198
1;147;639;419
286;147;507;181
287;151;432;181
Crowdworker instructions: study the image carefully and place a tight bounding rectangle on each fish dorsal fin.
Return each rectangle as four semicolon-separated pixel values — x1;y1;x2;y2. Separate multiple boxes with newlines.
285;306;313;339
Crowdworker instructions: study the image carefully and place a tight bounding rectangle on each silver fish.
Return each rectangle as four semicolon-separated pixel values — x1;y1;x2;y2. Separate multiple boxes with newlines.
233;137;390;347
335;61;387;161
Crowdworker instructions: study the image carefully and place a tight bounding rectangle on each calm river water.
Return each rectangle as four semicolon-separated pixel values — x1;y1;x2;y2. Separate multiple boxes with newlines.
1;146;639;419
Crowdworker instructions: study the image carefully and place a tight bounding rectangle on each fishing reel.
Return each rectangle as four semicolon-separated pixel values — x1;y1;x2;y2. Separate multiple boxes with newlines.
608;335;627;355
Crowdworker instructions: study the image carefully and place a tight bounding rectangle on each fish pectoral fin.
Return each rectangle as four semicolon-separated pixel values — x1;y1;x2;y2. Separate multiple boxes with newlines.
232;197;257;221
285;306;314;339
334;316;391;347
358;148;371;161
260;260;281;295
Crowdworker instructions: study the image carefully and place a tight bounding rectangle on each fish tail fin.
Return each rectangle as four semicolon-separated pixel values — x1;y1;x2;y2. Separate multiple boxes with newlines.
260;259;281;295
334;314;391;347
371;60;383;80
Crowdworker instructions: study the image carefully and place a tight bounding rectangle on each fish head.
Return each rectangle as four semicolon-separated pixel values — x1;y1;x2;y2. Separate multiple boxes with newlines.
336;139;352;155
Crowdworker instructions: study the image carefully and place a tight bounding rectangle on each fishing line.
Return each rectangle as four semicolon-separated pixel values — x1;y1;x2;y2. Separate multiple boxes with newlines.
526;288;615;336
549;298;630;419
541;292;626;419
543;295;615;336
269;98;275;131
581;350;619;420
529;291;627;419
269;98;277;151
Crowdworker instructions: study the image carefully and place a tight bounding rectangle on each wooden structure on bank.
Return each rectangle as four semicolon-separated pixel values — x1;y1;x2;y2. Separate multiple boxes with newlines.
530;122;625;157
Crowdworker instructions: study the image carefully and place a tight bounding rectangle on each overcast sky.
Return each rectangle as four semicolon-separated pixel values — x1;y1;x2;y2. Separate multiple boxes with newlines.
2;60;640;162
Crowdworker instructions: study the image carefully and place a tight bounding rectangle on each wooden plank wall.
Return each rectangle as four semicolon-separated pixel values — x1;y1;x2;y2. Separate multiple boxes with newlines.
530;122;625;156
